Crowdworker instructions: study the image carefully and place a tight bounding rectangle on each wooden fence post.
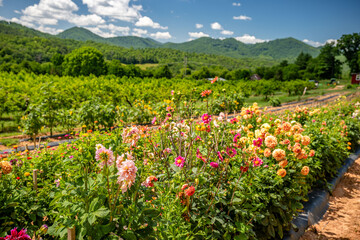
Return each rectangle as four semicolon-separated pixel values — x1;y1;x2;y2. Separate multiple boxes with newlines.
33;169;38;191
67;227;75;240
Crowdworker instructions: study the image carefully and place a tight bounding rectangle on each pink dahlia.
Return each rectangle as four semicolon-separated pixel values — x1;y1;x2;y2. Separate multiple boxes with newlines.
233;133;241;143
226;147;237;158
117;160;138;193
252;157;263;167
202;113;211;124
210;162;219;168
253;138;263;147
2;228;31;240
174;156;185;168
95;146;115;168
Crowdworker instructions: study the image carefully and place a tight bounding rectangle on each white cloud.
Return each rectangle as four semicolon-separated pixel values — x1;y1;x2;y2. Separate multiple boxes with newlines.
211;22;222;30
132;28;147;37
221;30;234;35
86;24;130;37
235;34;267;44
10;17;36;28
135;16;168;29
233;15;252;21
195;23;203;29
69;14;105;26
232;2;241;6
188;32;209;38
85;27;116;38
303;39;338;47
37;25;63;35
18;0;78;26
326;39;338;45
150;31;172;40
82;0;142;22
302;39;323;47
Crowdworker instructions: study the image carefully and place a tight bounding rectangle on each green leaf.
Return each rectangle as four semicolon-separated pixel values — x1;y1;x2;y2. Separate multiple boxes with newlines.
88;213;96;225
89;198;99;212
267;224;275;238
122;230;137;240
234;233;248;240
142;208;160;218
269;214;277;226
261;216;269;226
232;198;243;205
93;207;110;218
215;217;224;225
278;224;283;239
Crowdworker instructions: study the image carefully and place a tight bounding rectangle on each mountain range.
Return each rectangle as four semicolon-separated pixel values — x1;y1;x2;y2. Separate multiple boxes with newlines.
57;27;320;60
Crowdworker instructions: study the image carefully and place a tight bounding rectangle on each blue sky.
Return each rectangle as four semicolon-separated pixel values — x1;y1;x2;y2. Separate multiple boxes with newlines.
0;0;359;46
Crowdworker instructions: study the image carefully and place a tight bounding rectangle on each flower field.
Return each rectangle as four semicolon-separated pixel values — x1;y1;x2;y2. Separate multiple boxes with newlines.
1;94;360;239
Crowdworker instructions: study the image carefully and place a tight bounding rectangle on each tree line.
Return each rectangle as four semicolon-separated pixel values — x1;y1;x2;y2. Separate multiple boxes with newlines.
1;30;359;80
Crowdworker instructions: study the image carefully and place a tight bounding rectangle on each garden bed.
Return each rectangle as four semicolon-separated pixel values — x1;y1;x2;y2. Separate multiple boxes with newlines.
1;97;359;240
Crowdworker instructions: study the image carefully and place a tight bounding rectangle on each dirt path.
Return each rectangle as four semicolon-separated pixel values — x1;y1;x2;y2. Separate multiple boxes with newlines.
300;157;360;240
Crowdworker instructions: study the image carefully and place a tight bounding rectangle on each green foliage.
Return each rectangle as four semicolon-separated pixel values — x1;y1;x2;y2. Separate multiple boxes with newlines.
62;47;105;76
21;104;43;144
268;97;281;107
337;33;360;73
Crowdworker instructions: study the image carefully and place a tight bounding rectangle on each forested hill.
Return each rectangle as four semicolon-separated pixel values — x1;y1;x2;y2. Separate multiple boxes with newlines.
57;26;320;60
0;21;278;70
58;27;162;49
162;37;320;60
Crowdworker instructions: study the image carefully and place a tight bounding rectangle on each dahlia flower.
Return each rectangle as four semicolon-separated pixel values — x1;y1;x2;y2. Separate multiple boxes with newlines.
277;169;287;178
95;146;114;168
0;161;13;175
272;149;286;161
301;166;310;176
253;138;263;147
210;162;219;168
117;160;137;193
184;186;195;196
175;156;185;168
202;113;211;124
141;176;158;187
252;157;263;167
226;147;237;158
265;136;278;148
1;228;31;240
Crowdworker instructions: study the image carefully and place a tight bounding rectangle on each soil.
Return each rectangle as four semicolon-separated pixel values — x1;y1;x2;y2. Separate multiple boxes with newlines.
300;157;360;240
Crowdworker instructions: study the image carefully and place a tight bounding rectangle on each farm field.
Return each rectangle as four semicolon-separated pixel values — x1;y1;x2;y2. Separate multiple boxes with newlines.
1;88;360;239
0;5;359;239
0;71;358;150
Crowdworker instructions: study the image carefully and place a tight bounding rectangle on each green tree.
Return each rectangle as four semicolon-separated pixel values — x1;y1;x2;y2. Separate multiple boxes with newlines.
283;64;300;81
337;33;360;73
317;42;341;79
62;47;105;76
295;52;312;70
155;65;172;79
108;59;126;77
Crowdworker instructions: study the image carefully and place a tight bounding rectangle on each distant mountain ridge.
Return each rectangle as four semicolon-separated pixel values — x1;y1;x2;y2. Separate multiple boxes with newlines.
57;27;320;60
